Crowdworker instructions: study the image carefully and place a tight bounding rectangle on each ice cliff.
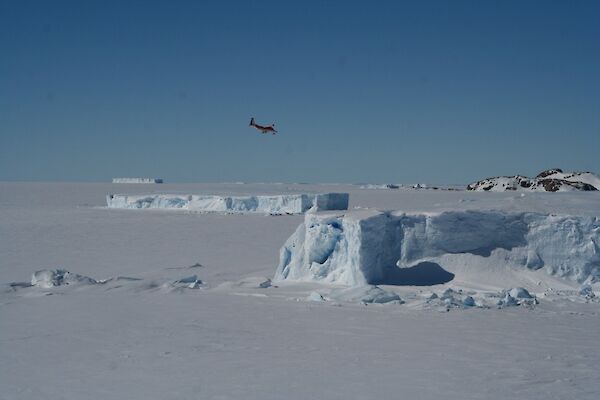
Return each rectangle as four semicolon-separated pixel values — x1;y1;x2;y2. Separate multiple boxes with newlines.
274;210;600;287
107;193;349;214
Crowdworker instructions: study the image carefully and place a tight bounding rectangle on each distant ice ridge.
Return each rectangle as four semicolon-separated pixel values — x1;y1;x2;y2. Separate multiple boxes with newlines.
274;209;600;287
106;193;349;214
112;178;163;184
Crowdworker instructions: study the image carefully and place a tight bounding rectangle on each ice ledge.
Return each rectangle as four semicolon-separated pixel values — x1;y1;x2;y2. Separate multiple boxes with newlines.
106;193;349;214
274;210;600;287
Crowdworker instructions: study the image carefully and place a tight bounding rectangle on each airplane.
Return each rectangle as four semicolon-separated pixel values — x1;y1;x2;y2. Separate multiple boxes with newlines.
249;117;277;134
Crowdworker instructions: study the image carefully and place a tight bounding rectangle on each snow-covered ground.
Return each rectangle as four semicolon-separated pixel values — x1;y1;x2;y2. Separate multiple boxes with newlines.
1;182;600;399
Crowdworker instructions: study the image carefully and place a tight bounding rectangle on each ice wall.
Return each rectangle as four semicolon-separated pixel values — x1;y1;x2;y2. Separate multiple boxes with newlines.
106;193;349;214
274;210;600;286
112;178;164;184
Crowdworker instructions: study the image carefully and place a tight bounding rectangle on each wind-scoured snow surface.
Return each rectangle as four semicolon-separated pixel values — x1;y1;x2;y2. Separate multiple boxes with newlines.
106;192;349;214
2;182;600;400
275;210;600;287
112;177;164;183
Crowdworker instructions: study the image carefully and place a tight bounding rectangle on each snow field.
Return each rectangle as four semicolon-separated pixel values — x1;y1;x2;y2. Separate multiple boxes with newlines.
3;182;600;400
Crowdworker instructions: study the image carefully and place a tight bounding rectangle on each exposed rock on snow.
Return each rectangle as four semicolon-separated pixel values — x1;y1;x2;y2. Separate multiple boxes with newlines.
536;169;600;191
467;169;599;192
106;193;349;214
274;209;600;287
536;168;564;178
31;269;97;288
112;178;164;184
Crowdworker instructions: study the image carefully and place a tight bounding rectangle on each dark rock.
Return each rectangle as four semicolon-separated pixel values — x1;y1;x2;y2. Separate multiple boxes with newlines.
536;168;563;178
519;179;533;188
467;171;598;192
539;179;597;192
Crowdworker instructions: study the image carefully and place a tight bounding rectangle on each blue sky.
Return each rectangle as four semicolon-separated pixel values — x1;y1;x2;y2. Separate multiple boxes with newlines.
1;0;599;183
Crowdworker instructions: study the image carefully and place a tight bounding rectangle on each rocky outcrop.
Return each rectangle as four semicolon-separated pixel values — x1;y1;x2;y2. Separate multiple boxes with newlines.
467;169;599;192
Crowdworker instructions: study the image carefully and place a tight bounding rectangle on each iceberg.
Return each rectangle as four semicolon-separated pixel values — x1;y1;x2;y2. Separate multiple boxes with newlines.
106;193;349;214
274;209;600;287
112;178;164;184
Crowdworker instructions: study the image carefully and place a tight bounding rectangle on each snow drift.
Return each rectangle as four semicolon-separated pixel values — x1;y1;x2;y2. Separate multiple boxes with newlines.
467;169;599;192
112;178;164;184
106;193;349;214
274;209;600;287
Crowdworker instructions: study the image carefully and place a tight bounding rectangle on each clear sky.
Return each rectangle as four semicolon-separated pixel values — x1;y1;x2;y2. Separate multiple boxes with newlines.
1;0;599;184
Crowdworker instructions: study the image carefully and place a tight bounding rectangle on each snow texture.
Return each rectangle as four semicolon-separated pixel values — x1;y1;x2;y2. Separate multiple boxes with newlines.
106;192;349;214
274;209;600;286
112;178;164;183
467;169;599;192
